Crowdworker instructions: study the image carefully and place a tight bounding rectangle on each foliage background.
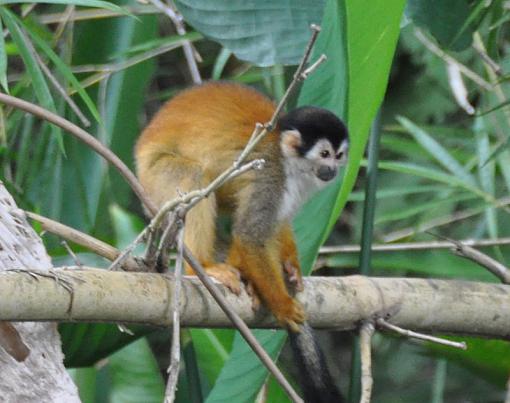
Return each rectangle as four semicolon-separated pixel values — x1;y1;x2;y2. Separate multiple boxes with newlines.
1;0;510;402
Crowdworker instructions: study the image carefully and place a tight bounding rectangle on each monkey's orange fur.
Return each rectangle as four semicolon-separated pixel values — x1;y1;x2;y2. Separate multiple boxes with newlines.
136;82;305;329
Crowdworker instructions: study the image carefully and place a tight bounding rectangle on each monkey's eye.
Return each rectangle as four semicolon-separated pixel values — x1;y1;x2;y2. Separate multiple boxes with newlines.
335;151;344;160
320;150;330;158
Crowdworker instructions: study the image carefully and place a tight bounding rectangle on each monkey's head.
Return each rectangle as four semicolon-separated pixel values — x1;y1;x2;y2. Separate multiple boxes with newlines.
278;106;349;183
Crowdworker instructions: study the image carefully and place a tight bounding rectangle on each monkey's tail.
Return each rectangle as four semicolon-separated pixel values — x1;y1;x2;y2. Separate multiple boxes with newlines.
288;322;344;403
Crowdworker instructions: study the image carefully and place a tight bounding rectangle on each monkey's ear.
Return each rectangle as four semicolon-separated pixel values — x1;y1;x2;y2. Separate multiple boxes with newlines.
280;130;302;157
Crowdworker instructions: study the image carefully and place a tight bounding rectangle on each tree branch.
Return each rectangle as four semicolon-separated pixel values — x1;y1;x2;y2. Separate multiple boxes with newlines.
1;269;510;339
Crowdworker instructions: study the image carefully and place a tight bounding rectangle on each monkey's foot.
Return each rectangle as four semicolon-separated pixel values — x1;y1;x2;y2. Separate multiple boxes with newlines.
245;282;261;312
283;261;304;292
204;264;242;295
273;297;306;332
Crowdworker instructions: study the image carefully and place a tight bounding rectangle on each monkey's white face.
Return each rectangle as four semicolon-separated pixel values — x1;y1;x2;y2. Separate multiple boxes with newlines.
278;130;349;220
303;138;349;182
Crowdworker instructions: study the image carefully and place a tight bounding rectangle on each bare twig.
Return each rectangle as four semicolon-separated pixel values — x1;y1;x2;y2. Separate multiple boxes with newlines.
360;321;375;403
25;211;140;272
377;318;467;350
165;224;184;403
60;241;83;268
318;237;510;254
0;93;157;215
453;243;510;283
473;38;502;76
148;0;202;84
415;29;492;91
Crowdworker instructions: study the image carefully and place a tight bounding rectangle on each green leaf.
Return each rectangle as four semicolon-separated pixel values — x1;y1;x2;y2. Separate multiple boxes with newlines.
212;48;232;80
475;119;497;239
205;330;286;403
397;116;477;187
375;193;476;225
377;161;493;203
0;17;8;92
68;367;97;403
173;0;326;66
406;0;474;51
190;329;233;385
296;0;405;271
109;338;165;403
0;9;57;121
12;13;101;124
0;0;126;14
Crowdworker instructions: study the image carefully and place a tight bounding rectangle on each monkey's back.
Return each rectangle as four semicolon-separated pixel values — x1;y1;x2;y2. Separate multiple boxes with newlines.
136;82;278;177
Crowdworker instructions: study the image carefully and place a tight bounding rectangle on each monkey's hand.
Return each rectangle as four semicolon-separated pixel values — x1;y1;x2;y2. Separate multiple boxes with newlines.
203;264;242;295
283;260;304;292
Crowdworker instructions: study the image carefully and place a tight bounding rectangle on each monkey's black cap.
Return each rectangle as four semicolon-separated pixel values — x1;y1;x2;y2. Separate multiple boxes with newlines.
277;106;348;156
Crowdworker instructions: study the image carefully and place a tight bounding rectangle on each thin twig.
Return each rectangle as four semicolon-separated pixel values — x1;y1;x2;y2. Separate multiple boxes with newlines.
148;0;202;84
377;318;467;350
415;29;492;91
25;211;140;272
60;241;83;268
0;93;157;215
183;247;303;403
472;38;502;76
360;321;375;403
165;224;184;403
318;237;510;254
427;232;510;284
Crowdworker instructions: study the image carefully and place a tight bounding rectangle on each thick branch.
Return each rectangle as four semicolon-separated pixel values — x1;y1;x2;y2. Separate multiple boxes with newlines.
1;269;510;339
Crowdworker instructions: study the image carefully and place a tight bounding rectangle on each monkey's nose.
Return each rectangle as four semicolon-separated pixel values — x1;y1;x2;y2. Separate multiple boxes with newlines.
317;166;336;181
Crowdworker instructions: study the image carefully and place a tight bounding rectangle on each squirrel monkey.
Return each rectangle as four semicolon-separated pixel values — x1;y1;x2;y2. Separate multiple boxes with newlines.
136;82;347;401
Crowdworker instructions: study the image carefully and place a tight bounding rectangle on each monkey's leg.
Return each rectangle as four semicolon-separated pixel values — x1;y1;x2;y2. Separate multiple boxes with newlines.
226;179;305;330
278;222;304;292
228;237;305;331
140;154;241;293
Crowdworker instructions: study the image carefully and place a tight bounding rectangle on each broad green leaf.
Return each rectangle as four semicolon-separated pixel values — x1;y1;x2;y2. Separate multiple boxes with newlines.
296;0;405;271
205;330;286;403
406;0;474;51
174;0;326;66
68;367;97;403
0;17;8;92
0;0;126;13
190;328;234;385
397;116;477;187
428;337;510;386
109;338;165;403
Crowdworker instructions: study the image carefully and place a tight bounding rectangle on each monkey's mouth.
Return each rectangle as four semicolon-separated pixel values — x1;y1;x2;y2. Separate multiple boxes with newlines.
316;166;337;181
